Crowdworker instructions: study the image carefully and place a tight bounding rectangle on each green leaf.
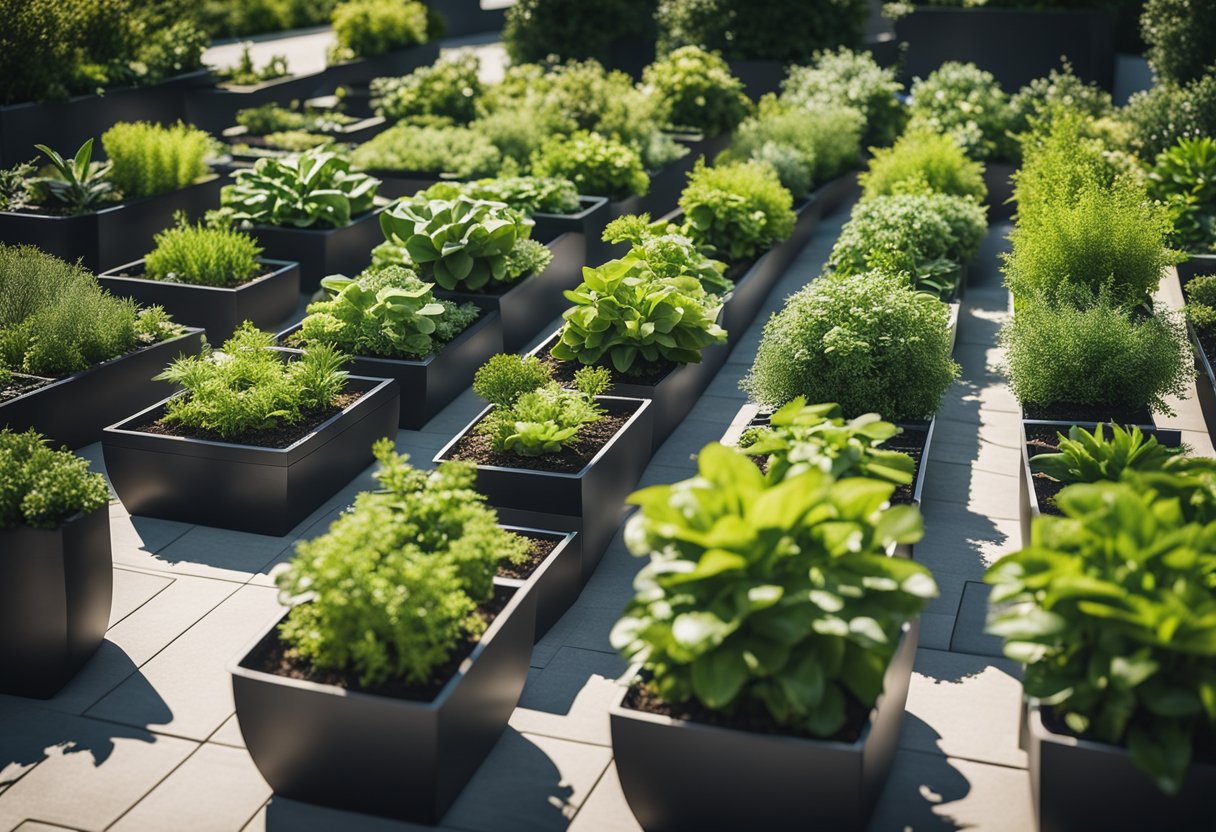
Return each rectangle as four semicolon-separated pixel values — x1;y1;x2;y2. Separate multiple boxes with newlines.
691;648;748;709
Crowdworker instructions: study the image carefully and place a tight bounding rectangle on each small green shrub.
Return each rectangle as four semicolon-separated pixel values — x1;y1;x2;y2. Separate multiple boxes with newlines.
350;123;502;178
1009;61;1113;135
612;442;934;736
503;0;658;66
218;44;289;86
221;148;380;229
1123;74;1216;160
1142;0;1216;86
642;46;751;136
1013;109;1125;224
101;122;212;199
860;129;987;201
0;429;110;530
470;108;551;170
531;132;649;200
328;0;428;64
371;53;482;124
781;48;906;148
199;0;340;38
1148;137;1216;254
143;214;263;288
907;62;1017;162
1186;274;1216;331
275;439;528;687
656;0;869;63
419;177;581;216
742;271;959;420
999;298;1193;416
679;159;796;262
602;214;732;295
235;104;356;135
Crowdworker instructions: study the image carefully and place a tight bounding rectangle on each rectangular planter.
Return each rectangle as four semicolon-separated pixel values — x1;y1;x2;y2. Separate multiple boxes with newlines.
276;298;503;430
498;526;582;642
435;396;654;579
430;0;509;37
98;258;301;343
224;114;389;156
1179;265;1216;438
727;60;786;101
102;375;400;536
0;328;205;449
0;176;224;271
1177;252;1216;285
1026;703;1214;832
230;581;534;824
0;507;112;699
609;620;918;832
243;205;387;293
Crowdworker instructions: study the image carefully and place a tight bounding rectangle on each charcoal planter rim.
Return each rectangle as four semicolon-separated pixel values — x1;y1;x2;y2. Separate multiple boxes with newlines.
98;257;298;295
240;203;387;238
494;524;578;589
222;116;386;141
0;68;212;113
535;195;609;223
0;172;221;221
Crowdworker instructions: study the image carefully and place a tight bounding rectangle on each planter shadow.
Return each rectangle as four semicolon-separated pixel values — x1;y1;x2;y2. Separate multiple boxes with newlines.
497;526;582;642
984;163;1016;222
243;205;387;293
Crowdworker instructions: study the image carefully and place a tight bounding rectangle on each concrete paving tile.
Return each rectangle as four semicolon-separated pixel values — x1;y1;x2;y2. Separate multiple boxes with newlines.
532;602;623;670
633;463;695;490
110;743;271;832
651;417;731;468
0;703;196;832
567;764;641;832
209;715;246;749
919;461;1021;521
949;582;1008;659
925;431;1020;477
443;731;612;832
902;648;1026;769
932;412;1020;450
244;798;463;832
918;613;956;652
922;570;966;619
87;585;282;741
417;389;488;436
913;501;1019;580
249;506;348;588
14;821;80;831
108;569;172;628
683;394;750;426
151;525;296;583
702;362;749;396
108;506;193;566
510;647;626;747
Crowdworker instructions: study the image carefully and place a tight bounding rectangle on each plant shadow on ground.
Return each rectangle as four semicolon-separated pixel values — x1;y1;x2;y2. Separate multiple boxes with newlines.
869;716;975;831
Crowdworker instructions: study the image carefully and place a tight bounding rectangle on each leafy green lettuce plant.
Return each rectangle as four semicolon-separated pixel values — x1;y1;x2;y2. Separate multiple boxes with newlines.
0;429;110;530
679;159;796;262
221;148;380;229
611;442;935;735
602;214;732;296
642;46;751;136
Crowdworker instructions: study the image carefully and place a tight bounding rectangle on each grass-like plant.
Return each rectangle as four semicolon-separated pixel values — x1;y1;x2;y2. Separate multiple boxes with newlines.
679;159;797;262
642;46;751;136
1028;423;1182;486
530;131;649;201
327;0;428;64
371;53;482;124
781;48;906;148
0;429;110;530
907;61;1016;162
350;123;502;179
100;121;212;200
143;214;263;288
1012;109;1125;225
859;129;987;202
221;148;380;229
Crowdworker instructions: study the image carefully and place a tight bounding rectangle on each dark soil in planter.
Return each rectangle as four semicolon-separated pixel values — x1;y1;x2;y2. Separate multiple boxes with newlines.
243;586;513;703
446;413;632;474
0;374;52;402
1024;426;1067;516
130;392;360;448
497;532;560;581
539;352;678;389
1022;402;1151;426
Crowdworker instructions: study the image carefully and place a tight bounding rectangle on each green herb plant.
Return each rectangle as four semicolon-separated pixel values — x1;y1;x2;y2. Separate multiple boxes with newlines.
101;121;212;199
218;44;289;86
221;148;380;229
907;62;1017;162
0;429;110;530
235;104;357;136
1029;423;1182;485
419;177;581;216
859;129;987;202
1123;74;1216;160
679;159;796;262
1185;274;1216;332
642;46;751;136
371;53;482;124
781;48;906;148
602;214;733;296
1148;137;1216;254
327;0;428;64
27;140;117;215
350;123;503;178
143;213;263;288
531;131;649;200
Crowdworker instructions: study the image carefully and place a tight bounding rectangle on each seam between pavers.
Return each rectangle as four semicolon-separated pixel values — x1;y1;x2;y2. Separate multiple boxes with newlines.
101;742;207;832
563;758;615;828
105;569;176;631
15;818;87;832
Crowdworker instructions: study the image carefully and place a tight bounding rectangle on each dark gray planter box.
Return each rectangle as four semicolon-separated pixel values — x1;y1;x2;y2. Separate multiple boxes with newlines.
1177;252;1216;285
0;507;112;699
727;60;786;101
1026;703;1214;832
498;526;581;641
102;375;400;536
0;175;224;271
1179;265;1216;438
0;328;205;449
812;170;861;220
98;258;300;343
276;298;503;430
610;620;919;832
984;162;1016;222
435;396;654;579
229;581;534;824
242;205;387;293
223;115;389;160
430;0;509;37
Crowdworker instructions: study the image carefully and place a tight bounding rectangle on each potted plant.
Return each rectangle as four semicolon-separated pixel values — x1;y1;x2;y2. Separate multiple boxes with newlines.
1182;274;1216;434
859;129;988;203
102;325;400;536
219;148;385;291
351;123;506;195
0;429;112;699
1147;137;1216;282
0;124;222;270
781;49;907;152
503;0;658;79
641;45;751;157
609;442;936;831
986;479;1216;831
434;354;653;577
0;245;204;448
231;442;537;824
98;214;300;343
278;265;501;429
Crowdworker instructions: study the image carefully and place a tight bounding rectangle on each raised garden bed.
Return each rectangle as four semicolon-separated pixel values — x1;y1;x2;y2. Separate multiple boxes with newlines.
241;205;387;293
1180;268;1216;437
429;0;509;37
498;526;581;641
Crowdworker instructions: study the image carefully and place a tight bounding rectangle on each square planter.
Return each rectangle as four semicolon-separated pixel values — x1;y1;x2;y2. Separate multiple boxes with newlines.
276;298;503;430
229;581;534;825
0;507;112;699
435;396;654;579
530;196;611;255
609;620;919;832
1026;703;1214;832
0;328;205;449
243;205;388;293
497;526;582;641
0;175;224;271
98;258;301;343
102;375;400;536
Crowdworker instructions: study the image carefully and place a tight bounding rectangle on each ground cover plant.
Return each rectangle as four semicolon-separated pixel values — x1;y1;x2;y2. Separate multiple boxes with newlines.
221;149;380;229
0;429;110;530
142;214;263;288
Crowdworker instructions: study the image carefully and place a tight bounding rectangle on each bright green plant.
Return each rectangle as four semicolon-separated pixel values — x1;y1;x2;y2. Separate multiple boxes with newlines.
1123;74;1216;160
781;48;906;148
256;131;333;152
419;177;581;216
642;46;751;136
472;354;611;457
503;0;658;66
656;0;869;63
531;131;649;200
156;324;348;440
602;214;733;295
275;439;528;687
1185;274;1216;332
679;159;796;262
743;271;959;420
350;123;502;178
612;442;935;735
0;429;110;530
985;481;1216;795
1029;423;1182;485
100;122;212;200
907;62;1017;162
0;159;36;212
27;140;117;215
1148;137;1216;254
1008;61;1113;135
1142;0;1216;86
235;104;357;136
371;53;482;124
859;129;987;202
291;266;480;359
222;148;380;229
327;0;428;64
1013;108;1126;224
470;107;551;170
218;44;289;86
143;214;263;288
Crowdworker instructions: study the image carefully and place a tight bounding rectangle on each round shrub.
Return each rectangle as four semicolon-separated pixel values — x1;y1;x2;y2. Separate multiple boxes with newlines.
679;159;796;262
1123;74;1216;160
908;62;1017;162
656;0;868;63
531;131;649;200
830;192;988;277
1142;0;1216;86
860;129;987;202
742;271;959;420
328;0;429;63
350;123;502;178
781;48;906;148
1008;61;1113;136
642;46;750;136
371;53;482;124
503;0;658;66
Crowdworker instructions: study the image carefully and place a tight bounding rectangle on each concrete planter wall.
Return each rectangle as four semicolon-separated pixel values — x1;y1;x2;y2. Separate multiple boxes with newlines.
243;205;387;292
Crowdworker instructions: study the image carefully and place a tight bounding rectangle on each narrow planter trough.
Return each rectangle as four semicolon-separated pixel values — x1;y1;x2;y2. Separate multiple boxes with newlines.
222;115;389;164
1026;703;1214;832
811;170;862;220
609;621;919;832
0;328;205;449
0;507;112;699
429;0;509;37
276;299;503;430
243;205;387;292
1177;253;1216;285
102;375;400;536
498;526;581;641
0;176;224;271
98;258;301;343
1179;266;1216;438
230;582;534;825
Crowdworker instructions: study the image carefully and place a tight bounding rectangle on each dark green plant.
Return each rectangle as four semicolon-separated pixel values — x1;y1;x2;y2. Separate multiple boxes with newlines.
612;442;935;735
27;140;117;215
1148;137;1216;254
531;131;650;200
419;177;581;216
1142;0;1216;86
860;129;987;202
350;123;502;178
218;44;290;86
371;53;482;124
0;429;110;530
1029;423;1182;485
1123;74;1216;160
1185;274;1216;332
502;0;658;66
0;160;36;212
985;480;1216;795
327;0;428;64
274;439;528;687
742;271;959;420
656;0;869;63
143;214;263;288
781;48;906;148
679;160;796;262
602;214;732;295
642;46;751;136
101;122;212;200
199;0;340;38
222;148;380;229
291;266;480;359
908;62;1017;162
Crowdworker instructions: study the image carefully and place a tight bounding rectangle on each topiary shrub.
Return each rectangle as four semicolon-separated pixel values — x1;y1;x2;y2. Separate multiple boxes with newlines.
860;129;987;202
642;46;751;136
781;48;906;149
